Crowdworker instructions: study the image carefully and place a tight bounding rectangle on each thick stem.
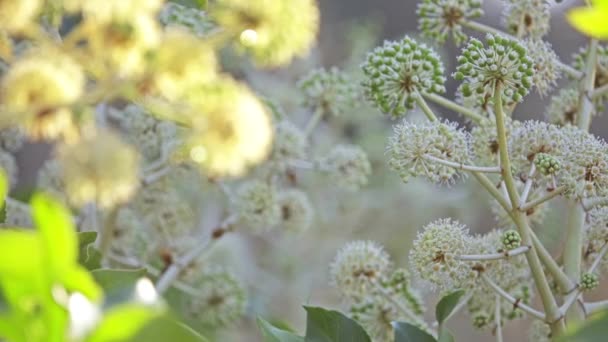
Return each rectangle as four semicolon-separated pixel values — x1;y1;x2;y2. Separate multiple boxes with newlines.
563;202;586;323
495;294;503;342
415;93;438;122
422;93;486;123
576;39;598;131
423;155;501;173
493;84;565;335
529;229;576;294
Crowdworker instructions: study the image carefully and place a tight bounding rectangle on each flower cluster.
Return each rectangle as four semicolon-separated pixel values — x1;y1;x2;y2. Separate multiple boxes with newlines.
321;145;372;191
502;0;550;39
297;67;359;116
572;44;608;109
417;0;483;45
234;180;281;232
361;36;446;117
387;119;470;185
455;34;534;104
523;39;561;96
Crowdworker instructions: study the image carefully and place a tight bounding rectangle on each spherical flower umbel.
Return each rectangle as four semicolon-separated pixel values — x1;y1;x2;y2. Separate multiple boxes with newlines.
322;145;372;191
417;0;483;46
297;67;359;116
471;116;521;167
455;34;534;104
56;129;140;208
410;218;473;291
534;153;560;176
234;180;280;232
502;230;522;250
183;267;247;328
545;87;587;126
387;119;470;185
361;36;446;118
502;0;550;39
508;121;565;174
277;189;314;234
523;39;561;97
330;240;392;299
580;273;599;291
210;0;319;67
270;120;308;162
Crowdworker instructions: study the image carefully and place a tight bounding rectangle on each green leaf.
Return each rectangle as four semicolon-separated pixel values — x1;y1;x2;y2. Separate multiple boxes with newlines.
257;317;304;342
567;0;608;39
78;231;98;249
91;268;146;294
78;232;102;270
435;290;465;325
303;306;371;342
0;230;43;278
31;193;78;275
438;329;454;342
132;315;209;342
560;309;608;342
85;304;161;342
393;322;436;342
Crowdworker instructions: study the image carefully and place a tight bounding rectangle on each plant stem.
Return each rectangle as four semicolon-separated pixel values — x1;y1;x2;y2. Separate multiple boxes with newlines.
592;83;608;100
576;39;598;131
529;229;576;294
563;202;586;323
423;155;501;173
519;186;567;212
493;84;565;335
495;294;503;342
582;196;608;210
97;207;117;266
481;274;546;321
422;93;486;123
415;93;438;122
518;164;536;208
460;21;583;79
471;172;512;215
456;245;530;261
304;106;325;137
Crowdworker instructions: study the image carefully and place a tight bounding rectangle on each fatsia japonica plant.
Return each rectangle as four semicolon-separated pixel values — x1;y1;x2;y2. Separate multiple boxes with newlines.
0;0;377;341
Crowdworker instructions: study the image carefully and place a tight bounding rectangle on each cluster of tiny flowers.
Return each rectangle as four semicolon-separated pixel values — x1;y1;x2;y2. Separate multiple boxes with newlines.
507;120;564;174
580;273;600;291
329;240;392;298
361;36;446;118
466;230;532;329
545;87;589;126
387;119;470;185
210;0;319;67
321;145;372;191
110;104;178;165
182;267;247;329
417;0;483;46
502;230;522;250
455;34;533;104
501;0;550;38
297;67;360;116
56;129;140;208
409;218;473;291
234;180;281;232
534;153;560;176
528;320;551;342
349;297;400;342
523;39;561;96
471;116;521;166
159;2;216;37
270;121;308;163
276;189;314;234
583;206;608;272
572;44;608;108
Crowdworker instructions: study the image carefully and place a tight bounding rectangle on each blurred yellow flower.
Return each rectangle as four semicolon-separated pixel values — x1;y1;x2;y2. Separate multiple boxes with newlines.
179;77;273;177
211;0;319;67
148;28;218;100
63;0;162;20
0;0;42;32
57;129;140;208
0;48;84;139
568;0;608;39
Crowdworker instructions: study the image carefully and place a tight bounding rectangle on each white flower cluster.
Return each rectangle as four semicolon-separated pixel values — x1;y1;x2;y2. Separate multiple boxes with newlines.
322;145;372;191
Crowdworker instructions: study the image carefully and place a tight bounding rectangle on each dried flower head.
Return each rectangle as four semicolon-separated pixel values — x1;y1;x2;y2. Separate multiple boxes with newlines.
455;34;534;104
387;119;470;185
330;240;392;298
417;0;483;45
210;0;319;67
298;67;359;116
361;36;446;118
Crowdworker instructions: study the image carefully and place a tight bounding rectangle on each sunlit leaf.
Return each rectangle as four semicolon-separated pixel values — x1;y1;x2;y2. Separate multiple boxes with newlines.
132;315;209;342
304;306;371;342
85;304;161;342
0;230;43;278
